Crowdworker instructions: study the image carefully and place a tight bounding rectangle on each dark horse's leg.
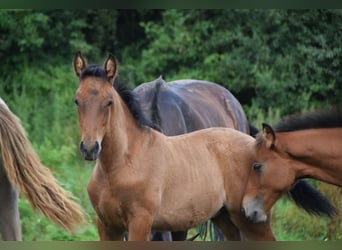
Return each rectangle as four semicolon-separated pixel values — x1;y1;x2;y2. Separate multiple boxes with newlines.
0;166;21;240
211;208;241;240
171;231;188;240
151;231;172;241
151;231;187;241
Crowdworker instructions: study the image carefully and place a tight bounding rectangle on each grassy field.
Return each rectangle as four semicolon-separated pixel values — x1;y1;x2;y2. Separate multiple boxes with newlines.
1;63;341;241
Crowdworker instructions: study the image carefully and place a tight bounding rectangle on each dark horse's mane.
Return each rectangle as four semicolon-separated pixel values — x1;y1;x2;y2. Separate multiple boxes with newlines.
274;106;342;132
79;65;161;132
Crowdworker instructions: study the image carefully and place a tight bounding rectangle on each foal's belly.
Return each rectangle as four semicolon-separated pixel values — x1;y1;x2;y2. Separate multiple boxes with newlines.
152;189;225;231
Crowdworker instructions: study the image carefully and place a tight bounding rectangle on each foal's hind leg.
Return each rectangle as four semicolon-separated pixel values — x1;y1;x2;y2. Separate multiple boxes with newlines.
0;170;21;240
211;208;241;240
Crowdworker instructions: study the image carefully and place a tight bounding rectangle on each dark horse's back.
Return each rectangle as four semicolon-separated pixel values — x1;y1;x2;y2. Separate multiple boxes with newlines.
133;77;249;135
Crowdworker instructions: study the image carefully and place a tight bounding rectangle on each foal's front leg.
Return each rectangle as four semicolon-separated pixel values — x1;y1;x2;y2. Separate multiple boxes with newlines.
96;218;125;240
127;211;153;241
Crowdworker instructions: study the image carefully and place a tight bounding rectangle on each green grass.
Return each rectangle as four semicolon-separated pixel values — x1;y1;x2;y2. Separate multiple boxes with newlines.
271;197;332;241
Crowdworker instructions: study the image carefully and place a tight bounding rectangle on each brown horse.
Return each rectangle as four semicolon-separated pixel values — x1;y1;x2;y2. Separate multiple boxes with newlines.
0;98;85;240
73;52;277;241
242;107;340;223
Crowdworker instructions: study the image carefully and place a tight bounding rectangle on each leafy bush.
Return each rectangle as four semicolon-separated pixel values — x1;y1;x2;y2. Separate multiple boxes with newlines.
121;10;341;116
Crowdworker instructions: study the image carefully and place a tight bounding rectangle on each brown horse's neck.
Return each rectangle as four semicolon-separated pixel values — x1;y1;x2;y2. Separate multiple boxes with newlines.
99;93;151;170
277;128;342;186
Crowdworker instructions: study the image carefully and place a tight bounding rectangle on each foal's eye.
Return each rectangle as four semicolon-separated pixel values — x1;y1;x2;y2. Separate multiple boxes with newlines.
107;100;113;107
253;162;263;171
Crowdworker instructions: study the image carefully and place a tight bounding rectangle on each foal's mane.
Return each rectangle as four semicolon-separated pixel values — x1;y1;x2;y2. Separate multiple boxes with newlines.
274;106;342;132
80;64;161;131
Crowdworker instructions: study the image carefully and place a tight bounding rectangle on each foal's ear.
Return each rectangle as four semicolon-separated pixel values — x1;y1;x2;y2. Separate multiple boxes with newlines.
104;54;118;84
262;123;276;149
73;51;87;77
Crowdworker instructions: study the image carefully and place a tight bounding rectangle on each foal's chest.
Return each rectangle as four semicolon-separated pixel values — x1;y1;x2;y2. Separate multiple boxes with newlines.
87;171;128;228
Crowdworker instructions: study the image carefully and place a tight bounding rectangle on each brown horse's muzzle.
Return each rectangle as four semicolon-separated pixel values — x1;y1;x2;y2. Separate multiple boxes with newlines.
241;196;268;224
80;140;101;161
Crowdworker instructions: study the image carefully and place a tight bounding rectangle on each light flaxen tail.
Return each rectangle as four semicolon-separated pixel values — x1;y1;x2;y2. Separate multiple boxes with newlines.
0;104;85;232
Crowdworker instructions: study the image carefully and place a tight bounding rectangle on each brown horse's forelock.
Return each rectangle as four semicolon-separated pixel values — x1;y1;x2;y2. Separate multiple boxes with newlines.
79;64;108;81
0;104;85;232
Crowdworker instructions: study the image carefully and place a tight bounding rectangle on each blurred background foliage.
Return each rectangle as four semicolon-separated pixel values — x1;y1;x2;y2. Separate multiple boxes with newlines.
0;9;341;240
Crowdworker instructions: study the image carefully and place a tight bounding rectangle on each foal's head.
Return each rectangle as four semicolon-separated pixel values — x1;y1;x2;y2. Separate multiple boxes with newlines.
73;52;118;161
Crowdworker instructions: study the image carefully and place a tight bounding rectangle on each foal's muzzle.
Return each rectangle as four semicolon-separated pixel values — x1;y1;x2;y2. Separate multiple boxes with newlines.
80;141;101;161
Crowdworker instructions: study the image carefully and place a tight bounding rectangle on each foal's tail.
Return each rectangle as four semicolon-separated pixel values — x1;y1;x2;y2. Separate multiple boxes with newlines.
0;104;85;232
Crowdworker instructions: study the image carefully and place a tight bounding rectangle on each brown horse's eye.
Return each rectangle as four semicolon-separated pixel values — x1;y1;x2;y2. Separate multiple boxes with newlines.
253;162;262;171
74;99;79;106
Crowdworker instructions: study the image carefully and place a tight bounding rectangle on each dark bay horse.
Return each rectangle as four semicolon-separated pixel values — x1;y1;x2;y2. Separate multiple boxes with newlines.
133;78;337;240
73;52;278;240
242;107;340;224
133;77;249;136
0;97;85;240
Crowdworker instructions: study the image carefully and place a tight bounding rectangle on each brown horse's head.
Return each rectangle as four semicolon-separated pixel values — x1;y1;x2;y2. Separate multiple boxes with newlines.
73;52;118;161
242;123;296;223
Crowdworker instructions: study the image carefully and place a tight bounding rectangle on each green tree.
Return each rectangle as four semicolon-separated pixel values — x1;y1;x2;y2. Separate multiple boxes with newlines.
122;10;341;117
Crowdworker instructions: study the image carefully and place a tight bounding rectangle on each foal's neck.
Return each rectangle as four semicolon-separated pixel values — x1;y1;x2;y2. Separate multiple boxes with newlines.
99;93;151;169
279;128;342;186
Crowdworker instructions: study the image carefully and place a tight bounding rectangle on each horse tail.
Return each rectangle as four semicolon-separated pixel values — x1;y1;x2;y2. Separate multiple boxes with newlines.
150;76;164;132
288;180;337;217
0;104;85;232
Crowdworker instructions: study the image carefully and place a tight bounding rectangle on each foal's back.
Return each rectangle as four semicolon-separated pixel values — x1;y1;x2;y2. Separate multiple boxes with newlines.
148;127;255;230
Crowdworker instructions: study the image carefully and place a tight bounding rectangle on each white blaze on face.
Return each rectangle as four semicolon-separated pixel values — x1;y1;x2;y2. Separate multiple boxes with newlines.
0;97;9;110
